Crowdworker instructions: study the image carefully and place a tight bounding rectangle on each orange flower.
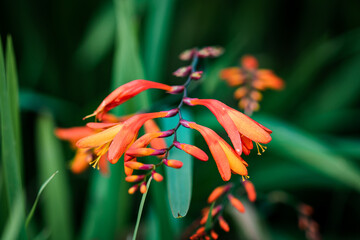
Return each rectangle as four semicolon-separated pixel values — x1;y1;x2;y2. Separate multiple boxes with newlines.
184;98;272;155
181;120;248;181
220;55;284;114
77;110;178;165
55;126;110;174
228;194;245;213
84;80;183;120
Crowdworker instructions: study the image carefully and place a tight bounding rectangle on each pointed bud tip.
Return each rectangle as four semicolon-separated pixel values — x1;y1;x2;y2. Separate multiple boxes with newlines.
165;108;179;117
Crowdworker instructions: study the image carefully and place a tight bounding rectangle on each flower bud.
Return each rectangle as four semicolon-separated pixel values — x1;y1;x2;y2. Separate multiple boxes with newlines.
125;175;145;182
128;184;138;194
152;171;164;182
179;119;192;128
242;180;256;202
179;48;196;61
228;194;245;213
163;159;183;169
190;71;203;80
207;184;232;203
173;66;192;77
124;161;154;170
218;216;230;232
174;141;208;161
140;182;147;194
159;129;175;138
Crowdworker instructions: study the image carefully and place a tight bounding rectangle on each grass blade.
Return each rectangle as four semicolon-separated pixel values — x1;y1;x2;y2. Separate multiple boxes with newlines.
1;193;26;240
25;171;59;228
36;113;73;240
133;177;152;240
255;115;360;191
0;36;27;239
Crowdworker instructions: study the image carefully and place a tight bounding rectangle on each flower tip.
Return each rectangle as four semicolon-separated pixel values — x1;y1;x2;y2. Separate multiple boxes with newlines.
128;185;138;194
140;182;147;194
165;108;179;117
168;85;184;94
152;171;164;182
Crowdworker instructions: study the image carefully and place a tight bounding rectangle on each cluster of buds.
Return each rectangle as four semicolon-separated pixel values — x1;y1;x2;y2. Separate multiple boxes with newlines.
56;46;273;195
220;55;284;115
298;204;321;240
189;180;256;239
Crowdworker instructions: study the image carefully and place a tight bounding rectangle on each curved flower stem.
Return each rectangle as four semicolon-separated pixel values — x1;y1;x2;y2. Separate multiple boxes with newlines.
132;176;153;240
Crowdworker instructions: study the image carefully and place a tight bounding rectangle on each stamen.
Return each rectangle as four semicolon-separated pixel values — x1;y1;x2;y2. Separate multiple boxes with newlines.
90;156;101;170
255;142;267;155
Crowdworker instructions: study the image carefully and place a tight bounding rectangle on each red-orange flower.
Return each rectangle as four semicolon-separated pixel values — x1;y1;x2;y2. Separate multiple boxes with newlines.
184;98;272;155
181;120;248;181
77;110;178;164
84;80;183;120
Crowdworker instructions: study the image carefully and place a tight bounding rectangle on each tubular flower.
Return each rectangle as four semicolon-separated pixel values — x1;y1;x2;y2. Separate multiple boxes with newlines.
220;55;284;115
55;126;109;174
143;119;170;157
77;110;177;164
84;80;184;120
184;98;272;155
181;120;248;181
173;141;208;161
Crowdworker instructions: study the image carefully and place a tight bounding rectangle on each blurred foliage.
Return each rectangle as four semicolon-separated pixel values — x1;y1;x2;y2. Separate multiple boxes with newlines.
1;0;360;239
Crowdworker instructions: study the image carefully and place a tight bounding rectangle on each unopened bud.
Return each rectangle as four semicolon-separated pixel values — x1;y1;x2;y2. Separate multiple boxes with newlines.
152;171;164;182
228;194;245;213
179;48;196;61
125;175;145;182
173;66;192;77
190;71;203;80
140;182;147;194
128;184;138;194
163;159;183;169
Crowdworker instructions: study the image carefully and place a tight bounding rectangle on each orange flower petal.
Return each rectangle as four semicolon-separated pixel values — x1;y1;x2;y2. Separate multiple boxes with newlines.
228;194;245;213
218;216;230;232
207;184;232;203
85;80;180;120
174;141;208;161
70;149;92;174
241;55;258;70
55;127;95;144
219;141;248;176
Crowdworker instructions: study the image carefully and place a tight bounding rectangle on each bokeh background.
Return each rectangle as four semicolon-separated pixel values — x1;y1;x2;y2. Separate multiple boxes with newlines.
1;0;360;239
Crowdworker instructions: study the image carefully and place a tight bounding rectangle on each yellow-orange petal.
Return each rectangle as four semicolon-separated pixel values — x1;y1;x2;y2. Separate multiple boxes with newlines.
76;123;123;148
55;127;95;143
125;175;145;182
219;141;248;176
228;194;245;213
243;180;256;202
218;216;230;232
128;185;138;194
228;109;271;144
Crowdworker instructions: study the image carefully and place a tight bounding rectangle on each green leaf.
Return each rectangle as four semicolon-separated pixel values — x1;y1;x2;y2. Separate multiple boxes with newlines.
26;170;59;228
255;115;360;191
1;193;26;240
133;177;152;240
112;0;148;112
74;3;115;69
36;113;73;240
162;109;193;218
0;36;27;239
143;0;176;82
